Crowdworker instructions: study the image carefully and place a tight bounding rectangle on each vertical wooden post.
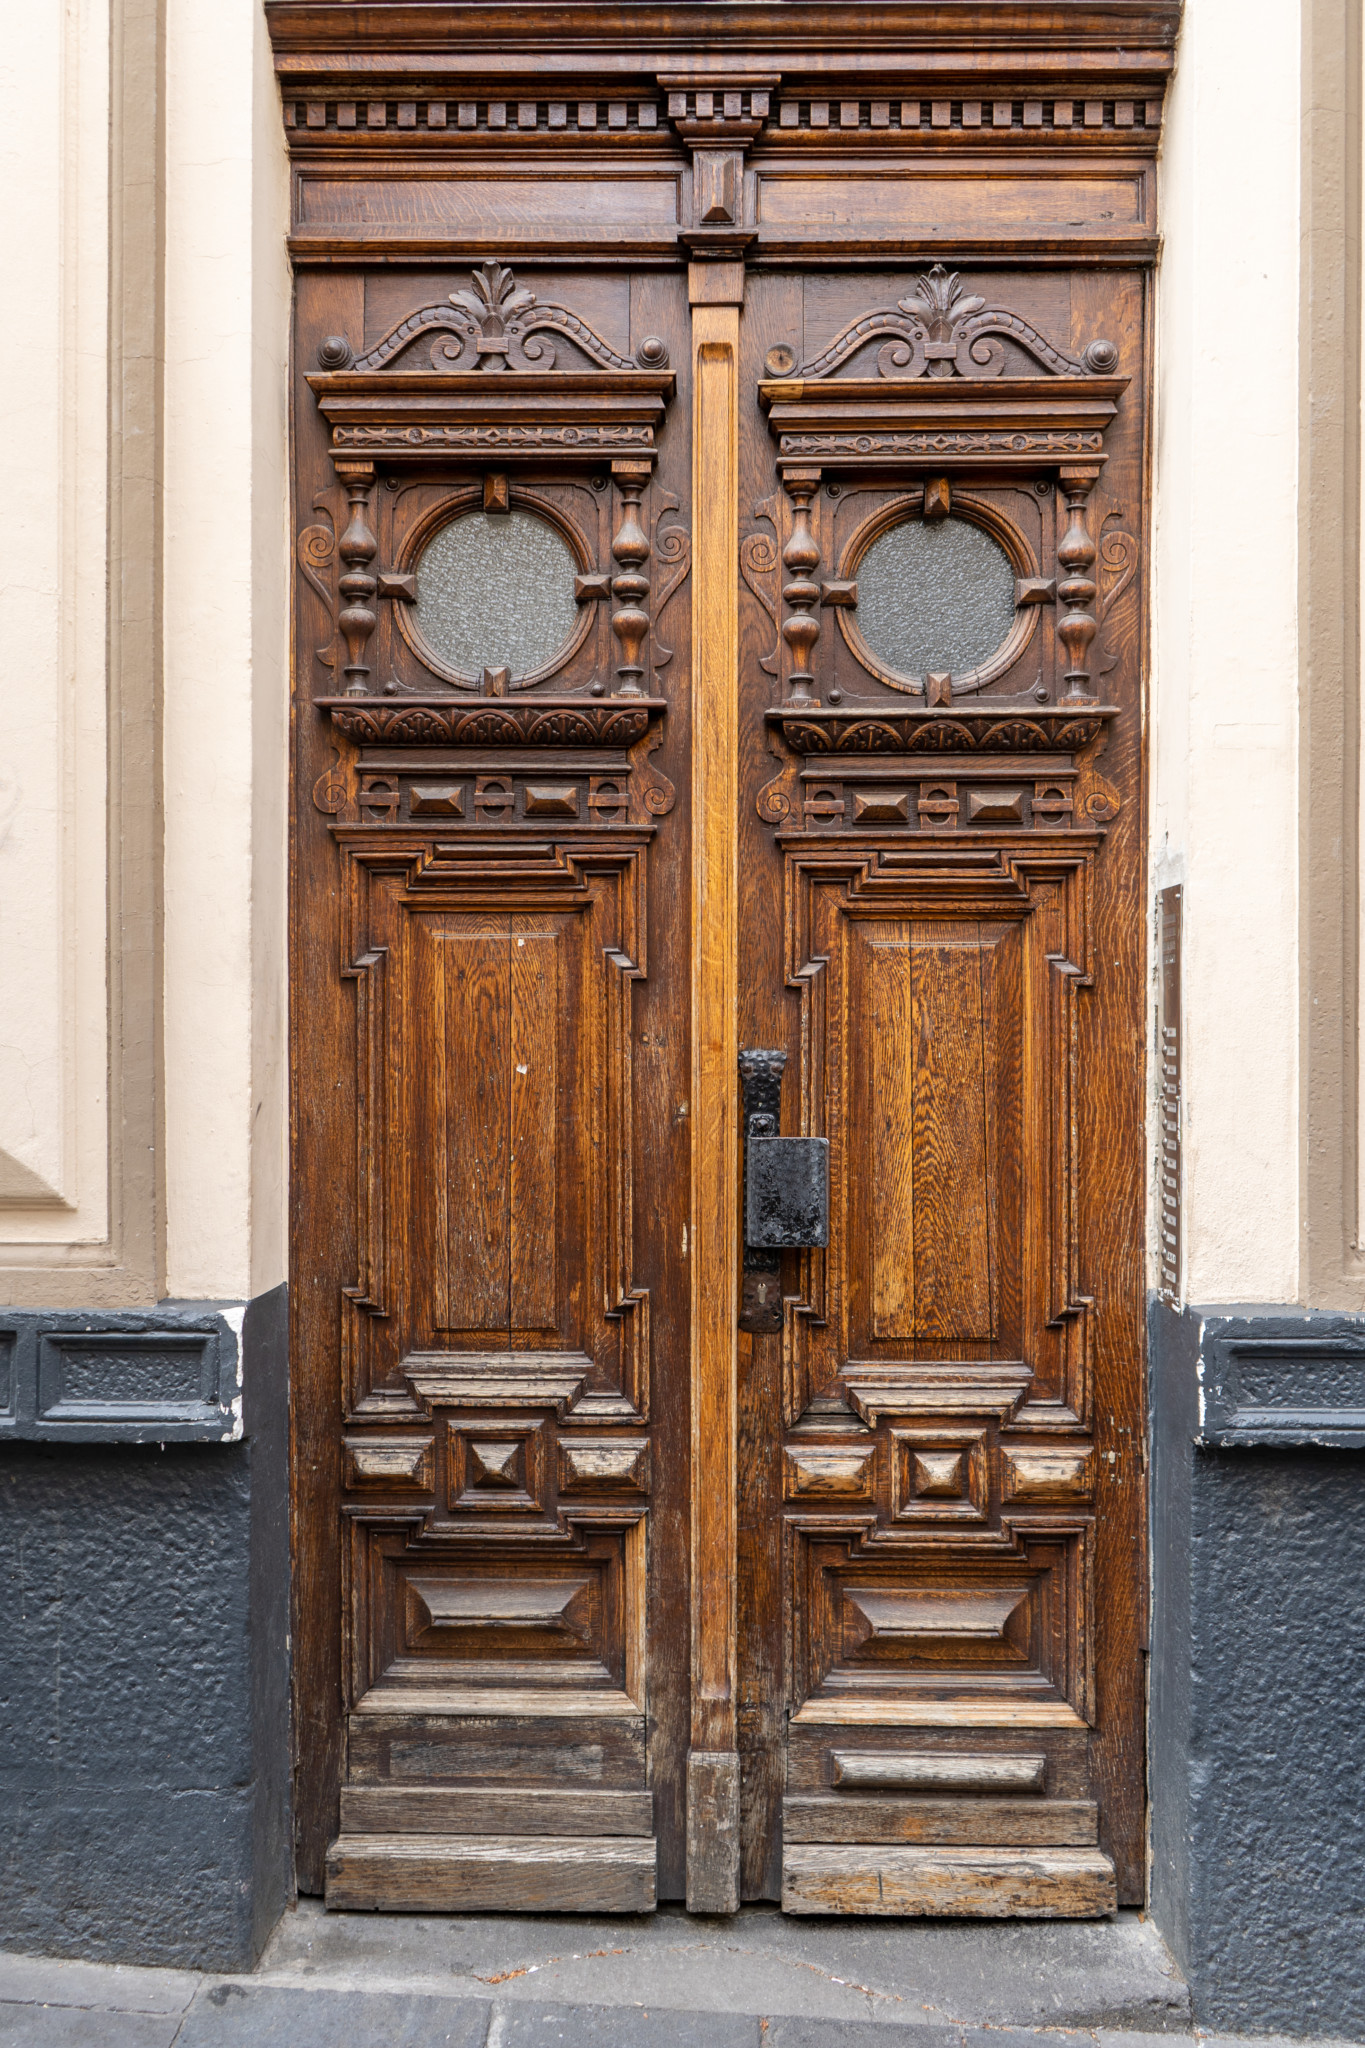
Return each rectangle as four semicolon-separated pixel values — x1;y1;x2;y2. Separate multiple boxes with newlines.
687;259;742;1914
609;456;654;697
1056;462;1101;704
780;466;823;707
333;458;378;695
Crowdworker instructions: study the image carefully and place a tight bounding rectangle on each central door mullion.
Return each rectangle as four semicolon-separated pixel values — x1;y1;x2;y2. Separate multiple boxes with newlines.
687;260;744;1914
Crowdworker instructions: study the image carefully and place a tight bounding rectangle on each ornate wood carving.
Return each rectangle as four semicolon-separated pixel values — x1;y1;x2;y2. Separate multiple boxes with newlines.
278;0;1169;1916
780;469;822;706
740;492;783;676
305;284;685;706
1056;468;1101;704
335;461;379;693
767;706;1115;759
664;76;774;255
771;266;1118;384
337;262;669;377
759;295;1127;474
609;460;652;696
298;502;339;670
649;490;692;672
1095;513;1139;681
319;697;658;749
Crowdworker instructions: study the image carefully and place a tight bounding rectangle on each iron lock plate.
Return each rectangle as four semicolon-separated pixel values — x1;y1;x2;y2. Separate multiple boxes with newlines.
745;1129;830;1249
738;1047;830;1331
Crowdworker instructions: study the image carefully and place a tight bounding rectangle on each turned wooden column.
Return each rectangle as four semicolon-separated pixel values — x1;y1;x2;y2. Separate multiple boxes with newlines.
780;466;822;707
610;458;653;697
333;458;378;696
1057;462;1102;704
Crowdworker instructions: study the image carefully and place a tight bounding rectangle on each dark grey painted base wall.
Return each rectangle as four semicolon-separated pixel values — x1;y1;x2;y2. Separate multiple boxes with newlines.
4;1282;1363;2004
0;1286;291;1971
1149;1301;1365;2037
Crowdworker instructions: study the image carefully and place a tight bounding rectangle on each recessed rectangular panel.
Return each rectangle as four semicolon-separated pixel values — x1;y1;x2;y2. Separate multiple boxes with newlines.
867;924;1002;1346
36;1333;221;1427
440;919;512;1331
385;1553;618;1688
298;177;682;231
783;1795;1096;1847
832;1750;1045;1791
909;928;996;1343
368;1716;646;1789
870;935;916;1336
794;1530;1084;1714
510;921;560;1331
341;1785;655;1835
1201;1336;1365;1447
756;174;1146;235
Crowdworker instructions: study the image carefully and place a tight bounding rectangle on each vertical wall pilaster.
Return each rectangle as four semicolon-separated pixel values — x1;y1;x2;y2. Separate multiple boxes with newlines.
687;268;742;1917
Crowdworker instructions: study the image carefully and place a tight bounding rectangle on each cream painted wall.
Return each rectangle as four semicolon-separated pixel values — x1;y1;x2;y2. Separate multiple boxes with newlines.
1;0;1321;1311
0;0;290;1306
0;0;111;1241
163;0;290;1300
1152;0;1304;1304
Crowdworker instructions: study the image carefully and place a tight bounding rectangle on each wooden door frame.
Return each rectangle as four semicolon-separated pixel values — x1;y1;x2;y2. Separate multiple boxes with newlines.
269;0;1178;1904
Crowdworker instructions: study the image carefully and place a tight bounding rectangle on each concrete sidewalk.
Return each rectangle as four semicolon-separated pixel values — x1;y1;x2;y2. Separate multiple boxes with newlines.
0;1901;1354;2047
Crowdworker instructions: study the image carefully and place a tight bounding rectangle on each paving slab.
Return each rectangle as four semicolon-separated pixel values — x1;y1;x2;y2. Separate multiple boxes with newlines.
763;2019;971;2047
174;1982;490;2047
490;2001;756;2046
0;2004;181;2048
0;1951;197;2016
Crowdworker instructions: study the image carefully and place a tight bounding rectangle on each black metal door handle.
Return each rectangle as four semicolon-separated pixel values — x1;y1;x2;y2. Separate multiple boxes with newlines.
738;1049;830;1333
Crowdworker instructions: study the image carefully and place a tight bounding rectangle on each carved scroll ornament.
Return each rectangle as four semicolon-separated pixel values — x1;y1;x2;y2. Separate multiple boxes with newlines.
318;262;670;377
770;265;1118;383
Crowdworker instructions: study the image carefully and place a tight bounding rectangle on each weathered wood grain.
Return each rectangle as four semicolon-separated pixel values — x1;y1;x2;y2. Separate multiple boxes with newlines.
441;919;511;1330
346;1704;647;1791
326;1833;657;1913
781;1844;1117;1918
782;1796;1099;1846
281;5;1163;1913
509;918;559;1331
687;286;742;1913
832;1750;1046;1792
787;1723;1092;1799
341;1786;655;1836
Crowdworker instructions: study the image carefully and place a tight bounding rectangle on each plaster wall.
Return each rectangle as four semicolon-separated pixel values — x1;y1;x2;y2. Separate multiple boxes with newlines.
0;1;112;1240
1151;0;1304;1306
163;0;291;1301
0;0;294;1964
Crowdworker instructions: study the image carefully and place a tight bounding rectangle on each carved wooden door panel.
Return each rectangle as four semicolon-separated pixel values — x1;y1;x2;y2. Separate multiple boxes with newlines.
292;263;696;1913
278;1;1169;1921
733;267;1145;1916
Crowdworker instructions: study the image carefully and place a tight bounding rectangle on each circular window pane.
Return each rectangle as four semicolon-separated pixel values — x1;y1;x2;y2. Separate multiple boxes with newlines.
413;509;579;681
855;515;1016;680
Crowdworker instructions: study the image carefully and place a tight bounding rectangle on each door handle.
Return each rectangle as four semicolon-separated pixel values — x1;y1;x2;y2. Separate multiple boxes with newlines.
738;1049;830;1333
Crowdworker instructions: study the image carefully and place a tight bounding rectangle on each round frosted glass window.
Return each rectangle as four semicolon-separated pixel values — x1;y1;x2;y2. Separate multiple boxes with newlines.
855;516;1017;682
413;509;579;681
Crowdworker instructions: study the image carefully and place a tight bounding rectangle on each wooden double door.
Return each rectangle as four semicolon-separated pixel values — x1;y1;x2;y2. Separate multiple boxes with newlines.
283;6;1162;1919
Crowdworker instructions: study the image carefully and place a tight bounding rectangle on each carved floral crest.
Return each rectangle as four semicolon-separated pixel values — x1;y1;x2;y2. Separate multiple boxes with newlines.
317;262;670;376
771;265;1118;382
